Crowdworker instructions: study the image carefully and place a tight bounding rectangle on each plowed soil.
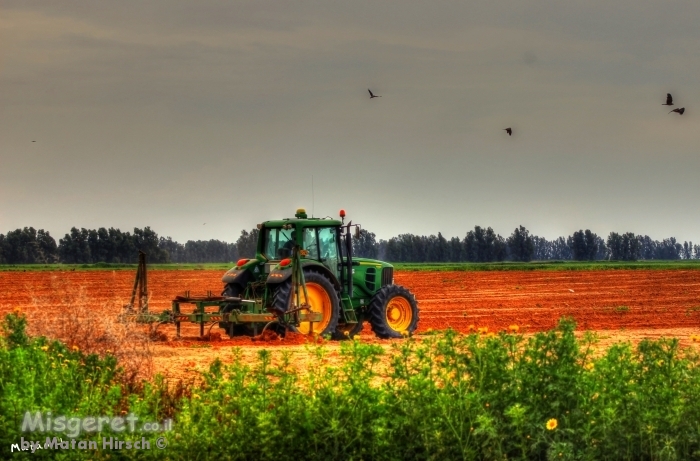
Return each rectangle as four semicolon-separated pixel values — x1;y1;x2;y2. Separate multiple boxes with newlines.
396;270;700;333
1;269;699;379
2;269;700;334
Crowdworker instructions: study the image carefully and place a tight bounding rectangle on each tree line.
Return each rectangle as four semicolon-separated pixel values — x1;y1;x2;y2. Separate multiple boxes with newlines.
352;227;699;262
0;227;257;265
0;225;697;264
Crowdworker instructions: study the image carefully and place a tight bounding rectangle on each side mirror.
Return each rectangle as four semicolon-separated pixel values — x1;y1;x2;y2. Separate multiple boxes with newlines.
354;226;360;239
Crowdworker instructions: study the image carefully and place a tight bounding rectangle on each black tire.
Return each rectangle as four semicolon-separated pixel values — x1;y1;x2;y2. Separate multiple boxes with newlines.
332;313;365;340
367;285;420;339
271;271;340;336
220;284;254;337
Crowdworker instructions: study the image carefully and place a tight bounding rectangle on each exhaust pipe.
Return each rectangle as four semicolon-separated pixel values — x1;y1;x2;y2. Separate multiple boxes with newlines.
345;221;353;296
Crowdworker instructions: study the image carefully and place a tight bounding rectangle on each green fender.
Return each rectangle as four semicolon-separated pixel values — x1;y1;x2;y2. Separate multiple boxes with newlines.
222;258;263;285
266;260;341;291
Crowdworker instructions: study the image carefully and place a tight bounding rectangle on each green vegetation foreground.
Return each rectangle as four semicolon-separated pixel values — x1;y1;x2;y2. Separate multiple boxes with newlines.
2;314;700;460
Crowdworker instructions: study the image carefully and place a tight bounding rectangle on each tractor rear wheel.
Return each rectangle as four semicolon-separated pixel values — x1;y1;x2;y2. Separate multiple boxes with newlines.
220;284;254;337
367;285;419;339
271;271;340;337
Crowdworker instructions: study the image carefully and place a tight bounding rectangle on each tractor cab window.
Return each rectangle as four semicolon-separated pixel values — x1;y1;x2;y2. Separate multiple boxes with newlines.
303;228;319;259
318;227;340;278
302;227;339;276
318;227;339;264
301;227;339;261
264;227;295;260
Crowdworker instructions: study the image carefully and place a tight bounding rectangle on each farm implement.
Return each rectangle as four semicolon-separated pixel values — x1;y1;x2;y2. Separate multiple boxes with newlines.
121;208;419;339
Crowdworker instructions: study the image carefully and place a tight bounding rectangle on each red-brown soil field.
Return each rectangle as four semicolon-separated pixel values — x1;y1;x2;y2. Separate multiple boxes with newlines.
399;269;700;332
2;269;700;379
2;269;700;333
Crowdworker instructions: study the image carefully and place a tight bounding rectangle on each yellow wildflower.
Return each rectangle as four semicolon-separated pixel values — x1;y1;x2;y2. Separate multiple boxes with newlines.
508;325;519;333
40;346;49;351
546;418;558;430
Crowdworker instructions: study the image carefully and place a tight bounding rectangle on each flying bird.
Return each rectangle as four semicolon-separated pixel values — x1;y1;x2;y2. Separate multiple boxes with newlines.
368;89;381;99
669;107;685;115
504;128;512;136
663;93;674;106
32;140;36;142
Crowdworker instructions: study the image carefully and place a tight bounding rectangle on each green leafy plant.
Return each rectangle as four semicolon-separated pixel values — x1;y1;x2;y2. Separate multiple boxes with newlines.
4;312;700;460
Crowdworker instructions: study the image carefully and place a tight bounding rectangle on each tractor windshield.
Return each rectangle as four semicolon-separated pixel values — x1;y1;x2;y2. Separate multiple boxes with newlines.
263;227;294;260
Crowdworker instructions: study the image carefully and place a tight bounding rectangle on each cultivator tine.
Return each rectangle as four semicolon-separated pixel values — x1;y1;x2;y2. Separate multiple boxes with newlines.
127;265;140;311
124;250;148;312
138;251;148;312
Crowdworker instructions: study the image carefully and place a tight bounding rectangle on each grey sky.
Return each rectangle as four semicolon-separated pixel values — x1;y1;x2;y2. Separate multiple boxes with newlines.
1;1;699;244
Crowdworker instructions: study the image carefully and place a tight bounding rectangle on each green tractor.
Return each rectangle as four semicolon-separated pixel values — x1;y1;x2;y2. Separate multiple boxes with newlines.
218;208;419;339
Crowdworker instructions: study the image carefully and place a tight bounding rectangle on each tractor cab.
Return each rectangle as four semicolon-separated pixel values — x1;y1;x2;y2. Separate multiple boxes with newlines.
258;209;343;280
262;223;340;267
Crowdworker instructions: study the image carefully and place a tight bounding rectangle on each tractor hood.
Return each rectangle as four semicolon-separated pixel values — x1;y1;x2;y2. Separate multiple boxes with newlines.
348;258;394;296
351;257;393;269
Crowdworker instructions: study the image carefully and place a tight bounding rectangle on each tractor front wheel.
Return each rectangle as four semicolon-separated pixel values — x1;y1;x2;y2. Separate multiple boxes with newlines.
271;271;340;337
367;285;420;339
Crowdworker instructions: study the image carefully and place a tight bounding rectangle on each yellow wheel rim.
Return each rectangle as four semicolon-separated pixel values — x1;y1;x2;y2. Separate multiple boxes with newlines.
386;296;413;332
297;282;332;335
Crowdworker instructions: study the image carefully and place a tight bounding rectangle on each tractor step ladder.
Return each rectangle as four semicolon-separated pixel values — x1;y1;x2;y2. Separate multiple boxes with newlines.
342;303;358;323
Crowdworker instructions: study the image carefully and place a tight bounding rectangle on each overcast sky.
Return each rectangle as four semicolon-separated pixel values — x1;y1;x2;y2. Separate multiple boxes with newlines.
1;1;699;244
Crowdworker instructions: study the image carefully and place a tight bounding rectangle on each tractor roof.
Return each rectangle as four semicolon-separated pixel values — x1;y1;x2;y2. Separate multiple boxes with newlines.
262;208;342;228
263;217;342;228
